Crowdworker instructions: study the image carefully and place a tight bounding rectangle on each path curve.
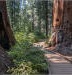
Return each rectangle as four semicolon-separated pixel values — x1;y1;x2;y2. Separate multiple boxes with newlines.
33;41;72;75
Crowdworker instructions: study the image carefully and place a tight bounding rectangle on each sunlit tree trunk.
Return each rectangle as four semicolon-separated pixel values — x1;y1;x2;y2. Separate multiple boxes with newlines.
52;0;72;45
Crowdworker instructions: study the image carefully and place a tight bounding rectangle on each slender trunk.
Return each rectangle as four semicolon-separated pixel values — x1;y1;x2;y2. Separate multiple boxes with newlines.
37;11;41;33
32;6;34;31
45;1;48;38
38;18;41;33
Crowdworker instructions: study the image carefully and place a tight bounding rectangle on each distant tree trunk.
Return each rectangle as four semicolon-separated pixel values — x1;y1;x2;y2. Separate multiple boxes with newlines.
52;0;72;45
38;18;41;33
32;6;34;31
45;1;48;38
36;1;42;33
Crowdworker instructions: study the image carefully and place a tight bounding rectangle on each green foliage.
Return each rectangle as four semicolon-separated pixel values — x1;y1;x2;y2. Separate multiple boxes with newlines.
8;62;37;75
15;32;45;43
15;32;37;43
7;0;53;37
6;0;20;32
28;33;38;43
8;46;48;74
6;0;53;74
34;31;45;39
7;32;48;75
24;47;48;73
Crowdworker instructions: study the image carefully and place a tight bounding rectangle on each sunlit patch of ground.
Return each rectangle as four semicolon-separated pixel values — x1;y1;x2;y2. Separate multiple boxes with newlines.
33;41;72;74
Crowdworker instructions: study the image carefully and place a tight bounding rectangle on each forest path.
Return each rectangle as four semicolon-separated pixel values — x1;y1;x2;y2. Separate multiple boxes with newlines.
33;41;72;75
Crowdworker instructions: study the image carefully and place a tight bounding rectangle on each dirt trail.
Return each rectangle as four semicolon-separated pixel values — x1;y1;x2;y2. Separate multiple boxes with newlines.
33;41;72;75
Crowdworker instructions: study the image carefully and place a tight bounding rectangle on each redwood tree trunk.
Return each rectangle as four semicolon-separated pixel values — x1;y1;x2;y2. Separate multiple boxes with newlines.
0;0;15;49
0;0;15;73
52;0;72;44
52;0;72;55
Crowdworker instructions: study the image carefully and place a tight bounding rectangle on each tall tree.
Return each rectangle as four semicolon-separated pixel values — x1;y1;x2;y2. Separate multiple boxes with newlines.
36;1;42;32
44;1;48;38
31;5;35;31
0;0;15;73
36;0;52;37
52;0;72;44
7;0;20;32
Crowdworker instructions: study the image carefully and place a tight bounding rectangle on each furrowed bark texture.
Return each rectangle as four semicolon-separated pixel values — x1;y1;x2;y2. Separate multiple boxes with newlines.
53;0;72;44
0;0;15;73
0;0;15;48
52;0;72;55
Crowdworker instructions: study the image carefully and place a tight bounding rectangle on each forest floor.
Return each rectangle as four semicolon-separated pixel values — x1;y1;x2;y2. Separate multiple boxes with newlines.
33;41;72;75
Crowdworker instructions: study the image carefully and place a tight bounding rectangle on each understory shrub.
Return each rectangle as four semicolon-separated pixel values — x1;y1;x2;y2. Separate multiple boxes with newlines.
7;32;48;75
34;31;45;39
15;32;38;43
8;46;48;75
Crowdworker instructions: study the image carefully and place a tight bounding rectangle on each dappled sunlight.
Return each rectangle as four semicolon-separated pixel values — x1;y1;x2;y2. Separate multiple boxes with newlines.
0;0;72;74
33;41;72;74
45;54;69;64
33;41;70;63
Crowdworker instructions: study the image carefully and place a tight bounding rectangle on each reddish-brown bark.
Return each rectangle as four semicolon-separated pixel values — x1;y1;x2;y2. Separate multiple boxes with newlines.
51;0;72;55
0;45;13;73
52;0;72;44
0;0;15;73
0;0;15;49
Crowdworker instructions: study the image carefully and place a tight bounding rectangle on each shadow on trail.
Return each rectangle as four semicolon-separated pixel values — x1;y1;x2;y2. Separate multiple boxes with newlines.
33;41;72;74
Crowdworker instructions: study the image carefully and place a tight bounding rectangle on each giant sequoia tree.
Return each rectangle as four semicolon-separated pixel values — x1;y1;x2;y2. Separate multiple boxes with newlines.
52;0;72;55
0;0;15;48
0;0;15;73
53;0;72;44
